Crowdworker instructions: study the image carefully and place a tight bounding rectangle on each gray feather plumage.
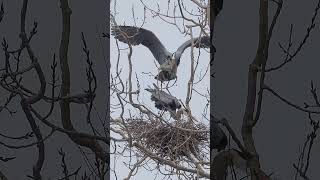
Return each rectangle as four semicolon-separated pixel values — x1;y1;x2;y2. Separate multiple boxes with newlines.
111;25;210;81
175;36;211;65
111;25;171;65
145;84;181;111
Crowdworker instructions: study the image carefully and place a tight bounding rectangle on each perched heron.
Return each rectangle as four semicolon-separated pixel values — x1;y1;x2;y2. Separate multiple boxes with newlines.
111;25;210;81
145;83;181;111
211;116;228;152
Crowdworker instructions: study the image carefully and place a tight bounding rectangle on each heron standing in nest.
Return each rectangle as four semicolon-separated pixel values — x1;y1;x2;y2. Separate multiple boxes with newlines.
145;83;181;112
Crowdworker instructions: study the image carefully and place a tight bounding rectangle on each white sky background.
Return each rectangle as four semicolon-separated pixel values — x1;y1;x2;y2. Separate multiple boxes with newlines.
110;0;210;179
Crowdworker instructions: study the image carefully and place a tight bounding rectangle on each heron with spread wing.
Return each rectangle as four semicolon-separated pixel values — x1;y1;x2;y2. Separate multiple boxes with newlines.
111;25;210;82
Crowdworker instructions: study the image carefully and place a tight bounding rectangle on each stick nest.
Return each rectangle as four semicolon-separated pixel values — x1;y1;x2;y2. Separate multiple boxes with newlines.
126;119;208;160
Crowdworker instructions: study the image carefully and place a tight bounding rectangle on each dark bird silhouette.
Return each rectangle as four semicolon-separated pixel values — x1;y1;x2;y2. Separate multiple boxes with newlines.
111;25;210;81
145;83;181;111
211;116;228;151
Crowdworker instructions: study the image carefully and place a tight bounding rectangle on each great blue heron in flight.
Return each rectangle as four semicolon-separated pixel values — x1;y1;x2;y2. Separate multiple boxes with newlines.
111;25;210;81
145;83;181;111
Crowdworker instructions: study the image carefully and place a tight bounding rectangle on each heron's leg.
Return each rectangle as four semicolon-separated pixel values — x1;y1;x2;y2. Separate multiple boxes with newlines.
171;77;178;87
166;81;170;90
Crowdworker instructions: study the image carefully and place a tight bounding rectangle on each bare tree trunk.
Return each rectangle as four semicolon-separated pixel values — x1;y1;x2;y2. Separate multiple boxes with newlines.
59;0;108;163
241;0;268;179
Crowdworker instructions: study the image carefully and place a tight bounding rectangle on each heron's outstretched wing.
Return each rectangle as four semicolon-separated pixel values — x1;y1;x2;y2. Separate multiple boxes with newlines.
111;25;171;65
174;36;210;65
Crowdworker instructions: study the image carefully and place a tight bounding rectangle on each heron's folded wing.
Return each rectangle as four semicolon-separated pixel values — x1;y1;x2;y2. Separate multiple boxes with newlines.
111;25;171;65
